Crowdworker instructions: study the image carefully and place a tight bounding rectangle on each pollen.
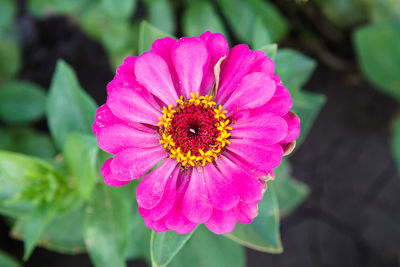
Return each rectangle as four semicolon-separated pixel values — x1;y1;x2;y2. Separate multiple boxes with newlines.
157;93;232;168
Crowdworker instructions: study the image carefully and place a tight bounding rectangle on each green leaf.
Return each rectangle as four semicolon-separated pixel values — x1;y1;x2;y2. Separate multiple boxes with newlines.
183;1;229;39
23;203;59;260
64;133;98;199
46;60;97;151
291;90;326;145
0;81;46;123
6;128;56;158
170;226;245;267
138;21;174;55
145;0;176;34
0;0;17;30
225;183;282;253
125;211;152;260
27;0;91;18
151;229;196;267
12;203;86;254
0;35;21;83
101;0;137;19
354;22;400;102
0;250;20;267
392;115;400;175
367;0;400;23
275;49;317;91
273;160;309;216
216;0;287;43
83;184;133;267
314;0;367;28
259;44;278;60
252;17;272;50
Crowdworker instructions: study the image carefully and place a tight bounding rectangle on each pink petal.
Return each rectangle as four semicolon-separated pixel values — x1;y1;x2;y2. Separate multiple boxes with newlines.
136;158;178;210
164;177;197;234
151;37;181;96
200;32;229;95
144;218;168;233
216;44;256;103
231;112;288;145
281;112;300;143
106;76;161;125
202;164;240;210
253;84;292;117
234;201;259;224
116;56;136;78
251;50;275;75
93;105;159;154
227;139;283;174
110;147;165;182
101;158;131;187
182;168;213;223
172;37;209;98
223;72;276;113
217;156;265;203
205;209;236;234
135;52;178;105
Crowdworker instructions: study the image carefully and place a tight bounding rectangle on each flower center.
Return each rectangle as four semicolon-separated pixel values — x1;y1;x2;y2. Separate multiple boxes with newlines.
158;93;231;168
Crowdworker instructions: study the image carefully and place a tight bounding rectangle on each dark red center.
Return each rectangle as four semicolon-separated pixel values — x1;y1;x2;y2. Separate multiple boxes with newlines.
168;104;220;156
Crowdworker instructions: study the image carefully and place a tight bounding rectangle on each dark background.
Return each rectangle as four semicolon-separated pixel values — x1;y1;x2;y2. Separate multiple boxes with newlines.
1;0;400;266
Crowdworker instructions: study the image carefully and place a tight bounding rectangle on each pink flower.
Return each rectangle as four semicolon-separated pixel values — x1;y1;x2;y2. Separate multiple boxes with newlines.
93;31;300;234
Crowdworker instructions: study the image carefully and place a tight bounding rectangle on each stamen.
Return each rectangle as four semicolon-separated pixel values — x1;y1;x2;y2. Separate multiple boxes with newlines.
157;93;232;168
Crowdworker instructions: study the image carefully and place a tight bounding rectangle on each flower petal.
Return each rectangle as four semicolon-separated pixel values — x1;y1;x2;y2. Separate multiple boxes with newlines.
227;139;283;174
205;209;236;234
101;158;131;187
182;168;213;223
217;156;265;203
234;201;259;224
281;112;300;143
223;72;276;113
93;105;159;154
106;75;161;125
203;163;240;210
135;52;178;105
253;83;292;117
110;147;165;182
172;37;209;98
136;158;178;209
144;218;168;233
251;50;275;75
164;177;198;234
231;112;288;145
216;44;256;103
200;32;229;95
139;167;179;221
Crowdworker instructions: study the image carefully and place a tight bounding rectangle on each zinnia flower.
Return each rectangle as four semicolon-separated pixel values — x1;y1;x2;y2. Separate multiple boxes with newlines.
92;31;300;234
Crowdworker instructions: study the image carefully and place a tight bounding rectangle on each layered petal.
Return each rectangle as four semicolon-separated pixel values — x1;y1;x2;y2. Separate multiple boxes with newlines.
110;147;165;182
217;156;265;203
164;177;197;234
281;112;301;143
234;201;259;224
182;168;213;223
101;158;131;187
172;37;209;98
251;50;275;75
139;167;179;221
136;158;178;209
231;112;288;145
205;208;236;234
200;32;229;95
93;104;159;154
227;139;283;174
135;52;178;105
106;75;161;125
253;84;292;117
216;44;256;103
223;72;276;113
203;163;240;210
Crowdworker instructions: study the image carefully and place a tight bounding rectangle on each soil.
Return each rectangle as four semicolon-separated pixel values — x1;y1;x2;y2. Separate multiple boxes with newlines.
1;1;400;267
